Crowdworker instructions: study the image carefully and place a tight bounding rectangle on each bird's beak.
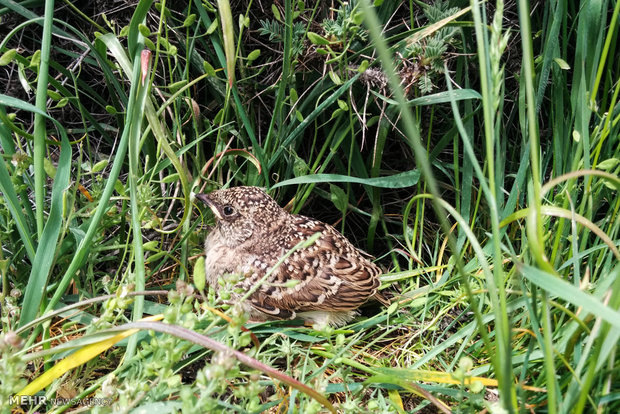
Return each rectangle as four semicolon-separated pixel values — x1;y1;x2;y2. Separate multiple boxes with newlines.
195;193;223;220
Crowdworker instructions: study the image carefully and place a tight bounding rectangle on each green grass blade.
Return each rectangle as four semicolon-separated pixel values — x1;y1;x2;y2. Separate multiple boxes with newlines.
192;0;267;183
267;75;360;172
217;0;235;86
43;45;138;317
0;93;75;265
2;95;74;330
271;169;420;189
19;133;72;327
31;0;55;238
127;0;154;57
124;5;151;359
517;263;620;330
0;143;36;262
370;88;481;106
263;0;293;156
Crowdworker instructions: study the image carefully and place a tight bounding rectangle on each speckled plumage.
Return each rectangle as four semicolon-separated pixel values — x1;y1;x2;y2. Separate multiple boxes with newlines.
198;186;385;326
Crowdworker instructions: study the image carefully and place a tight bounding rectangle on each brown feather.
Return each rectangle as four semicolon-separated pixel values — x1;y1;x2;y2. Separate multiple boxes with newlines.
201;186;386;326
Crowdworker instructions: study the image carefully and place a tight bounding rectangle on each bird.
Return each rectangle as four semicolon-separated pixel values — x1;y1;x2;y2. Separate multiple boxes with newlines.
196;186;386;327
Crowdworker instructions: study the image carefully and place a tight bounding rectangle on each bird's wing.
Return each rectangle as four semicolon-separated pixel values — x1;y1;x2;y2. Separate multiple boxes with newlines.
244;216;381;318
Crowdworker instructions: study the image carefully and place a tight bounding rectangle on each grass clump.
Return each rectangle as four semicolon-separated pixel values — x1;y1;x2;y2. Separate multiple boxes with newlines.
0;0;618;412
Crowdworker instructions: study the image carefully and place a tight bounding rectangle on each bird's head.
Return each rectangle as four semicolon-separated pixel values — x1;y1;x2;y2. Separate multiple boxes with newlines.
197;186;284;245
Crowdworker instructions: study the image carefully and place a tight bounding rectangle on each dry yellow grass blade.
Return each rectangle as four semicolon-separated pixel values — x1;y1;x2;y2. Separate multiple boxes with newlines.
16;314;164;398
406;6;472;45
372;368;546;393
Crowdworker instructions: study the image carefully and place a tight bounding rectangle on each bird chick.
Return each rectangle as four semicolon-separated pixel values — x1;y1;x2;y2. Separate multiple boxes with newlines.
197;186;384;327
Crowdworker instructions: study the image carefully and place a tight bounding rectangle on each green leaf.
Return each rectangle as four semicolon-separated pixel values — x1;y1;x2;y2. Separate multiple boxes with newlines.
328;70;342;85
47;89;62;100
119;26;129;37
351;11;364;25
293;154;308;177
194;256;206;291
247;49;261;62
114;179;126;196
29;50;41;68
289;87;298;104
0;93;76;266
0;49;18;66
138;23;151;37
307;31;330;45
92;159;109;173
387;301;398;315
183;14;197;27
168;80;188;93
553;57;570;70
206;19;218;35
127;0;152;56
161;172;180;183
213;108;225;124
213;149;262;174
272;169;420;189
330;108;344;119
144;38;156;51
43;158;57;179
143;241;159;251
597;158;619;171
358;60;369;73
329;184;348;213
271;4;282;21
55;97;69;108
203;61;217;77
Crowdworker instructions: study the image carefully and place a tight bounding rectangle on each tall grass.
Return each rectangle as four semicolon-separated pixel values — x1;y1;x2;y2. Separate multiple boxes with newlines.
0;0;618;412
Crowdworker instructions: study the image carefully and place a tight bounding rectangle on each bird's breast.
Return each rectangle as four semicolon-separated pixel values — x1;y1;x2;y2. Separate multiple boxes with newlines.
204;229;262;288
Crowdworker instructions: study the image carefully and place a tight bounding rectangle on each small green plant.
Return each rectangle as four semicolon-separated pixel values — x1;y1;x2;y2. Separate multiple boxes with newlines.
452;356;486;412
257;20;308;58
402;1;462;94
321;0;367;44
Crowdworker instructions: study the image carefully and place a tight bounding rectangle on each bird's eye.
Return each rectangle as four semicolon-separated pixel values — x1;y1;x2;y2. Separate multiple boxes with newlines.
223;205;236;216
